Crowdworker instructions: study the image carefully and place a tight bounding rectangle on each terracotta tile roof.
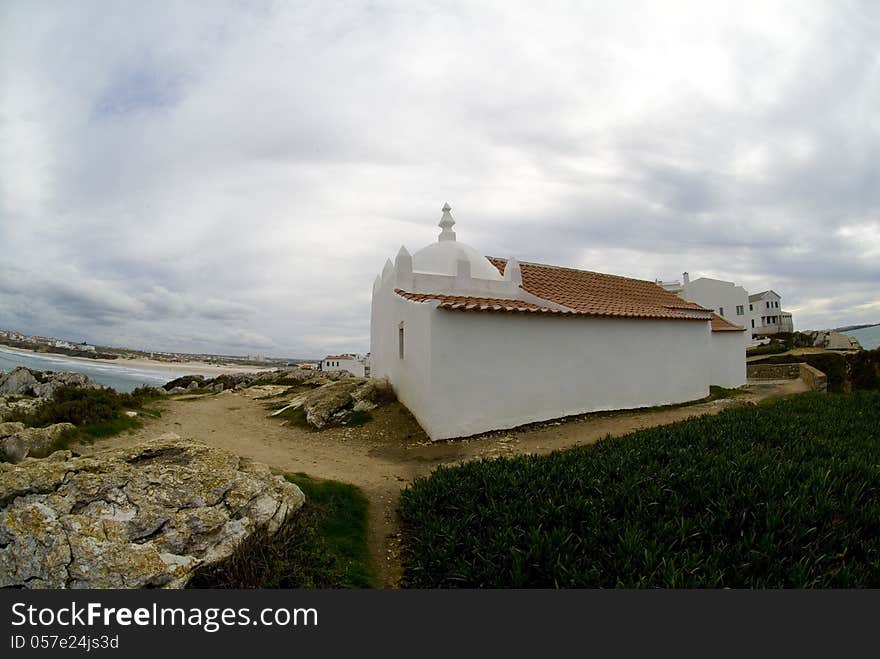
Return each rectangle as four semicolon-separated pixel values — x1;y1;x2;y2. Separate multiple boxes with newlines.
395;290;577;315
709;313;747;332
486;257;712;321
395;257;718;322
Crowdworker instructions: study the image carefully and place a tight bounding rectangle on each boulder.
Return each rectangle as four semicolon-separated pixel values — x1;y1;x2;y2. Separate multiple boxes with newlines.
1;423;75;463
272;378;395;429
32;372;93;398
0;367;39;396
0;436;305;588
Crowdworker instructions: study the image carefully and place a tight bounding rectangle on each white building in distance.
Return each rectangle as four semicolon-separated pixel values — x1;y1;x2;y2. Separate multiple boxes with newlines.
371;204;746;441
321;354;367;378
660;274;794;340
749;290;794;335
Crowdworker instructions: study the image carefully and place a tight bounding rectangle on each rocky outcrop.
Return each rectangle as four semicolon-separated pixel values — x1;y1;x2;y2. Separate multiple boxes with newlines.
272;378;395;429
0;368;101;421
31;372;93;399
163;367;354;395
0;367;39;396
1;422;75;463
796;330;862;351
0;435;305;589
0;396;42;423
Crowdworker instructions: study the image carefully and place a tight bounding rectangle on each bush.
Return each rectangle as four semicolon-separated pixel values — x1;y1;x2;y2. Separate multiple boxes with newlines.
848;349;880;391
400;392;880;588
746;343;788;357
189;473;374;588
9;386;127;427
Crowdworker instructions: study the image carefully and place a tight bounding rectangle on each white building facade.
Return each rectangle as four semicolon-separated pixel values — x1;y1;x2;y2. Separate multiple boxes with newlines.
320;354;366;378
371;205;747;441
749;291;794;335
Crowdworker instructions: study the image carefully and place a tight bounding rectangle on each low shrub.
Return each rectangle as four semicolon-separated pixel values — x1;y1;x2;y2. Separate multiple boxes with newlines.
189;473;374;588
9;386;127;427
848;349;880;391
746;343;788;357
400;392;880;588
345;410;373;426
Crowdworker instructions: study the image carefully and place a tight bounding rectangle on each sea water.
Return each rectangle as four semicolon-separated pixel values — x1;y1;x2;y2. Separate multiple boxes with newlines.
0;346;197;392
844;325;880;350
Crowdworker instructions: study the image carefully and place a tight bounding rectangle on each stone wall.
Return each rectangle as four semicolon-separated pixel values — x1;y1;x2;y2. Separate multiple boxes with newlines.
799;363;828;392
746;362;827;392
747;363;801;380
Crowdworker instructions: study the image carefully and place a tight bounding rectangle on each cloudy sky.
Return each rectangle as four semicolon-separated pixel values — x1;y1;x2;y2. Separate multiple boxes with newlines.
1;1;878;357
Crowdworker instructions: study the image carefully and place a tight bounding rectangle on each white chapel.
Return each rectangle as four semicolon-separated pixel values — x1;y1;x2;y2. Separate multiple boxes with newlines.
370;204;746;440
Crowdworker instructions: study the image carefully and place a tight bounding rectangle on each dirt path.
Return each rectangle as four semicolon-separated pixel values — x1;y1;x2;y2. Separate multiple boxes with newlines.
79;380;807;587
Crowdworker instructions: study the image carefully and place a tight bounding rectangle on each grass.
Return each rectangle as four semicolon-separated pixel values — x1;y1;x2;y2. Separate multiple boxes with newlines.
708;385;748;400
188;473;375;588
400;391;880;588
54;416;143;449
275;406;312;428
344;410;373;426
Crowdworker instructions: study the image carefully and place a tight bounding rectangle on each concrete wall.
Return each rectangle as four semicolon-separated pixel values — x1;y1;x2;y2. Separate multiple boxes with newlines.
708;330;747;388
423;312;712;440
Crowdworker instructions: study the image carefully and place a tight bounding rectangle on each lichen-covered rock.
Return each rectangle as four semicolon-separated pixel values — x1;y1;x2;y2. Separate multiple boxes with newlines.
0;367;39;396
0;421;26;438
32;372;93;398
1;423;75;463
0;436;305;588
272;378;395;429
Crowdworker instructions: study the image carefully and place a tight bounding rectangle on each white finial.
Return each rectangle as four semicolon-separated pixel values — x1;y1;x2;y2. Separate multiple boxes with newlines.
438;202;456;242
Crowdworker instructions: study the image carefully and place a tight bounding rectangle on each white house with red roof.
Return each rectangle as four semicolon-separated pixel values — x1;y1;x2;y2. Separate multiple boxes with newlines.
370;204;746;440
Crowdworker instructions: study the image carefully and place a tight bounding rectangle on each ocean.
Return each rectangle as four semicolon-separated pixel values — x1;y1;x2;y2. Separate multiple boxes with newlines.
0;346;199;392
843;325;880;350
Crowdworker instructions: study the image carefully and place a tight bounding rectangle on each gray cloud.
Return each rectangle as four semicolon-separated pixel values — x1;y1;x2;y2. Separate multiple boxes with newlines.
1;0;878;356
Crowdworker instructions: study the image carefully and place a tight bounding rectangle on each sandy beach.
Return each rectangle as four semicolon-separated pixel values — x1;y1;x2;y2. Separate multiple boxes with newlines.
1;344;274;377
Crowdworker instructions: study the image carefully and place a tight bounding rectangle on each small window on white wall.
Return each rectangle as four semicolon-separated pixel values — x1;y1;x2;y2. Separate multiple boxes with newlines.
719;307;724;316
398;321;405;359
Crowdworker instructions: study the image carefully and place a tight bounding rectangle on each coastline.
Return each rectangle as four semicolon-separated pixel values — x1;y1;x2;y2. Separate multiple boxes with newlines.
0;344;274;377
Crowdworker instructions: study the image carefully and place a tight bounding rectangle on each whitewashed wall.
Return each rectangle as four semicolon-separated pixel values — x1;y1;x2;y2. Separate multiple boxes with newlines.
322;359;366;377
422;312;712;440
707;330;747;389
370;284;435;432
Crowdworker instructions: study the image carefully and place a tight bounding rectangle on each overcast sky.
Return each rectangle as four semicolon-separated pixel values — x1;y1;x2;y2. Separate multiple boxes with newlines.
1;1;878;357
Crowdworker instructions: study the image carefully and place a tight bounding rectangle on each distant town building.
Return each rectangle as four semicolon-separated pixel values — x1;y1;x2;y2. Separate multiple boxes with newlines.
371;204;746;441
320;354;367;377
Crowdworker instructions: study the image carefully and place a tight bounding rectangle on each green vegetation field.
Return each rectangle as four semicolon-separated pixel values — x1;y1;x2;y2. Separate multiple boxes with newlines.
400;392;880;588
189;473;375;588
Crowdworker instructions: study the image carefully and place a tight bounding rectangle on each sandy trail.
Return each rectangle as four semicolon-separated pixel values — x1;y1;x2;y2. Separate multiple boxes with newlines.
80;379;807;587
